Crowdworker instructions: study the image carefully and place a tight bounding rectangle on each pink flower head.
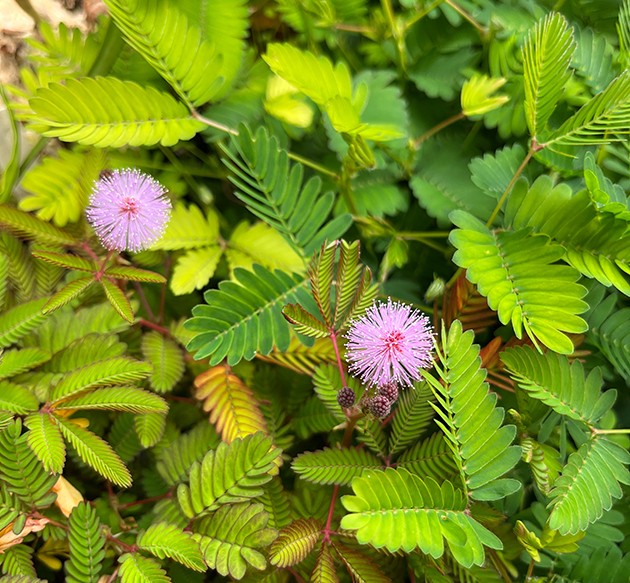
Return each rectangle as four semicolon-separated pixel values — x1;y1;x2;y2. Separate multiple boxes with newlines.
345;298;434;388
86;169;172;253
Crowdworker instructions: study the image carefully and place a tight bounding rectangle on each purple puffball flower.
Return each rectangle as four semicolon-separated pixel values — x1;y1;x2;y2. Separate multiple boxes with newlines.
345;298;434;388
86;169;172;253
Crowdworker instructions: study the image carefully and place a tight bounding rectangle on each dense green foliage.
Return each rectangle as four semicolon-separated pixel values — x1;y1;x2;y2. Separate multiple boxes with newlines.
0;0;629;581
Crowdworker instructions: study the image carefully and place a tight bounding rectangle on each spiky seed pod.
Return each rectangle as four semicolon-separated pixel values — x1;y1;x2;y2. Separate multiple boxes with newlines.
378;382;399;404
337;387;356;408
368;395;391;418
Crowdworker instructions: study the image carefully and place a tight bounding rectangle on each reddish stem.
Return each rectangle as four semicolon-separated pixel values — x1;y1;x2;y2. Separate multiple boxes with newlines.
117;492;172;510
94;249;115;281
138;318;171;336
329;330;347;386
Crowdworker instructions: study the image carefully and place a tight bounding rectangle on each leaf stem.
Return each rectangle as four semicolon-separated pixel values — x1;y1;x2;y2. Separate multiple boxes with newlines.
287;151;339;179
88;18;125;77
138;318;171;337
413;112;466;148
444;0;488;36
329;330;347;387
592;428;630;435
485;146;535;227
191;110;239;136
405;0;444;30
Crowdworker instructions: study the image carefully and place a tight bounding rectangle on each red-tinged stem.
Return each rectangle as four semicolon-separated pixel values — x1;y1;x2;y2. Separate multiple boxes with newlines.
134;281;155;321
329;330;347;387
94;249;115;281
322;416;357;541
80;241;100;262
117;492;172;510
158;255;171;323
413;111;466;149
138;318;171;336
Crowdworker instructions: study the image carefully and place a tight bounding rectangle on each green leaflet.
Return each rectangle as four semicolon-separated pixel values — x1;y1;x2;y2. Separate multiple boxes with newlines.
177;432;281;518
502;346;616;426
104;0;223;107
548;436;630;534
0;420;58;507
425;320;521;500
185;264;312;365
193;503;276;579
292;447;382;486
19;148;106;227
449;210;589;354
141;331;185;393
137;522;205;572
0;298;49;348
0;205;78;247
268;518;321;568
522;12;575;139
222;125;351;257
50;356;152;401
56;417;132;487
0;348;50;381
341;468;502;568
545;71;630;146
26;77;204;148
505;176;630;296
66;502;105;583
118;553;170;583
24;413;65;474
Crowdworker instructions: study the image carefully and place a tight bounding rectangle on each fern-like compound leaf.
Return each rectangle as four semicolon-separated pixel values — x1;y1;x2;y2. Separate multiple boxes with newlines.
24;413;65;474
185;264;312;364
54;387;168;415
268;517;321;568
151;203;220;251
450;210;588;354
104;0;223;107
388;383;436;456
101;279;134;323
424;321;521;500
547;436;630;534
65;502;105;583
134;412;166;448
19;144;106;227
103;266;165;283
118;553;170;583
0;382;38;415
505;176;630;296
193;365;268;443
546;71;630;146
42;277;96;315
141;332;185;393
256;336;336;376
0;298;49;348
501;346;616;426
177;432;281;518
397;433;459;483
341;468;502;567
331;541;390;582
137;522;205;572
50;356;152;401
585;290;630;381
0;348;49;381
156;422;219;486
292;447;382;486
55;417;131;487
312;543;338;583
26;77;203;148
282;304;329;339
31;251;94;273
0;420;58;507
193;503;276;579
0;204;78;246
222;125;351;256
521;12;575;138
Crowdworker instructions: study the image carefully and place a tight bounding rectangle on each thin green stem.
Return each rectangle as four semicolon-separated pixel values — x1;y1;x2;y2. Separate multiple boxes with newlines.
413;111;466;149
88;19;125;77
485;147;535;227
405;0;444;30
398;230;450;240
444;0;488;36
593;428;630;435
381;0;406;72
287;151;339;179
191;110;239;136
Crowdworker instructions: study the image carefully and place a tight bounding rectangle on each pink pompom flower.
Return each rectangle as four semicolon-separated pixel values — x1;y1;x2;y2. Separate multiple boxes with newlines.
86;169;172;253
345;298;434;388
